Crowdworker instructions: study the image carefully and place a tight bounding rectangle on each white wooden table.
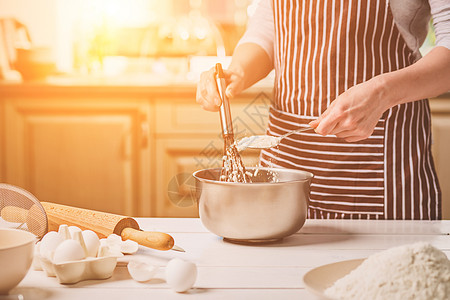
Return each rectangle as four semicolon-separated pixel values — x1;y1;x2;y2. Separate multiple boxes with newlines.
11;218;450;300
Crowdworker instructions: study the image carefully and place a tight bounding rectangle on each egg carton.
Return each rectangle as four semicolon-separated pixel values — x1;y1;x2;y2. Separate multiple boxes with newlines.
38;254;117;284
33;225;138;284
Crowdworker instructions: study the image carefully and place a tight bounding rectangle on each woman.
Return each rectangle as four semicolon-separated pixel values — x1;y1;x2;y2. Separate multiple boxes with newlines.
196;0;450;220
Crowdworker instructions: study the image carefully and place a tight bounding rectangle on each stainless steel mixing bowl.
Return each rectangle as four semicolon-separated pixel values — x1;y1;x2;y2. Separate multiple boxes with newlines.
193;167;313;242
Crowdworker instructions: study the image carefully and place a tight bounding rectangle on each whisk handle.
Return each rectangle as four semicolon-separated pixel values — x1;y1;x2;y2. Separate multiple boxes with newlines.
215;63;234;139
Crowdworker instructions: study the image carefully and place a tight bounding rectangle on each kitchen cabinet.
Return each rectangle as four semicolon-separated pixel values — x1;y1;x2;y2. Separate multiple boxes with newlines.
2;94;152;217
0;84;271;217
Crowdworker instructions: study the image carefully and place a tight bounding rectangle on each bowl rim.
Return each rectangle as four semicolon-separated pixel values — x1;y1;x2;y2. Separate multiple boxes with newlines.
0;228;37;251
193;167;314;185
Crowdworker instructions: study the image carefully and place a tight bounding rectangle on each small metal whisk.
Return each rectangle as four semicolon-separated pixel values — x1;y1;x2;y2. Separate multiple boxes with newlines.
214;63;250;183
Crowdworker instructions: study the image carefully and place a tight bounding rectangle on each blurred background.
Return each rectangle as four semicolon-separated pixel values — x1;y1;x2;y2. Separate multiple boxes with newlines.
0;0;275;219
0;0;260;82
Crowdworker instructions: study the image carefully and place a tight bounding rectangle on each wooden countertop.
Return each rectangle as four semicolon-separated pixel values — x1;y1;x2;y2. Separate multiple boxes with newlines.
0;76;274;98
1;77;448;102
11;218;450;299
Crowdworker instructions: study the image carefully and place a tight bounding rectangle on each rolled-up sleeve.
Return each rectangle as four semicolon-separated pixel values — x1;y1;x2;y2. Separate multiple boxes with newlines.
430;0;450;50
236;0;275;62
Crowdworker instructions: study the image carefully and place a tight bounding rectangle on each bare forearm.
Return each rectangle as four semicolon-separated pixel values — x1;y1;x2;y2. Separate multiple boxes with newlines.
381;46;450;109
228;43;273;91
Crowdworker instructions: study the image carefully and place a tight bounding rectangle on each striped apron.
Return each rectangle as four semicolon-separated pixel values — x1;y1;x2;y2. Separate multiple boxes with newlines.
260;0;442;220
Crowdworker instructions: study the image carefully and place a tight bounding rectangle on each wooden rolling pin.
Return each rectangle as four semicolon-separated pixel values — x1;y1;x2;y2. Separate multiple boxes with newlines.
41;202;182;252
1;205;48;238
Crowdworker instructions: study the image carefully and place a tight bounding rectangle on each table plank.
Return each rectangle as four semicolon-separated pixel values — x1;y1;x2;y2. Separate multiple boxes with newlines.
167;232;450;254
299;220;450;235
136;218;450;235
10;287;316;300
120;233;450;268
19;266;308;290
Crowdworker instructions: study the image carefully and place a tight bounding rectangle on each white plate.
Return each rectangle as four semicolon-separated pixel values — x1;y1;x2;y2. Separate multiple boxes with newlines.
302;258;365;299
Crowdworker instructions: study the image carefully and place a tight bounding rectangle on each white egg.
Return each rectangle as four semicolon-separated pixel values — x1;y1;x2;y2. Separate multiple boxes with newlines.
40;231;64;260
106;234;122;245
127;259;159;282
108;243;122;255
104;234;134;255
165;258;197;293
82;230;100;257
68;226;82;239
53;239;86;264
121;240;139;254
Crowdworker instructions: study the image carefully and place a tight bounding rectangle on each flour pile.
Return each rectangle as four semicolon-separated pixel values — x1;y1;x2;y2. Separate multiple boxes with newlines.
236;135;280;151
324;242;450;300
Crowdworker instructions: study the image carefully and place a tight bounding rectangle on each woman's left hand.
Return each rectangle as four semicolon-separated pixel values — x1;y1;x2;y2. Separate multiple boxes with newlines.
309;77;391;142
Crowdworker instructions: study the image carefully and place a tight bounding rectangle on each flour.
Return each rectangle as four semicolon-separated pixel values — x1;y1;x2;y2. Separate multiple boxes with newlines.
236;135;280;151
324;242;450;300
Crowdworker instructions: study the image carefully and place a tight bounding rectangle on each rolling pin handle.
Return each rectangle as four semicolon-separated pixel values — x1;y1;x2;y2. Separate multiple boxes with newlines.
121;227;175;251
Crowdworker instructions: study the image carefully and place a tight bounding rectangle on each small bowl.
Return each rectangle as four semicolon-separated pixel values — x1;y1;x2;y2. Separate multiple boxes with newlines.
193;167;313;242
0;228;36;294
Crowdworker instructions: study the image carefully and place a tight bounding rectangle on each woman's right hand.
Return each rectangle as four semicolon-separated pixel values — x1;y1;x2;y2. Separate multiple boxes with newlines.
196;66;245;112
